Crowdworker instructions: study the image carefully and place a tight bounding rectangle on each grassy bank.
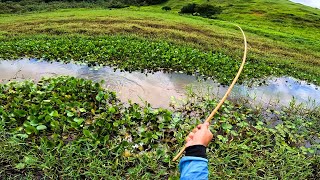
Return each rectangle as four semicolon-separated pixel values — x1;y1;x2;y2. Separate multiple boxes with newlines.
0;76;319;179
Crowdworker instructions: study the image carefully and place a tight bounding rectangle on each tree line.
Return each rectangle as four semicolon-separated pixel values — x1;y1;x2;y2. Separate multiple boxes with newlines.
0;0;168;14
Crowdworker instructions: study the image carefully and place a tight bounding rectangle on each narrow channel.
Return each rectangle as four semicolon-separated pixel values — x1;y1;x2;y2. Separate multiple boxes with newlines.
1;59;319;108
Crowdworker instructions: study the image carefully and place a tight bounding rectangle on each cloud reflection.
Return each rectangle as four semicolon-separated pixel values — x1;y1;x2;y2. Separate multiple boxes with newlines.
0;59;319;108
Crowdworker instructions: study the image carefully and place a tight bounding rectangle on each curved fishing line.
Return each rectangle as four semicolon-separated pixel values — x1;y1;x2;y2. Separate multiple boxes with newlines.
172;25;248;161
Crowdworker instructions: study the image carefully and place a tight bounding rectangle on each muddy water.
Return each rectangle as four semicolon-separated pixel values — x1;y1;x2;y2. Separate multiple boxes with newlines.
1;59;319;108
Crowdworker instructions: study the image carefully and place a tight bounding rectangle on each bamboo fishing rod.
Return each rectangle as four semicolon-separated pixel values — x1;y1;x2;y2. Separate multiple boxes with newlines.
172;25;248;161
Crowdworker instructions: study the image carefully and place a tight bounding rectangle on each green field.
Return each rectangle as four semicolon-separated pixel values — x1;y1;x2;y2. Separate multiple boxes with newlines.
0;0;319;179
0;0;320;84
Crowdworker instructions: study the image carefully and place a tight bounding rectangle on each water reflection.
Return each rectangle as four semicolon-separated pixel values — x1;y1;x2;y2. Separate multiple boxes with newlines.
0;59;319;108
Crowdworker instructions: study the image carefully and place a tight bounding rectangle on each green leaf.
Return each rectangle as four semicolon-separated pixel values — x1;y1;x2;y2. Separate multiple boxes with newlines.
104;135;109;143
158;123;164;129
237;121;249;128
15;163;25;169
104;93;109;100
217;135;224;140
79;108;86;113
96;91;104;102
14;109;27;117
24;156;37;165
217;135;228;143
50;120;59;128
70;122;79;128
83;129;91;137
25;125;36;135
49;110;59;117
16;134;28;139
113;121;119;127
152;134;159;139
36;125;47;131
108;106;116;114
74;118;85;125
222;123;233;130
30;119;39;126
67;111;74;117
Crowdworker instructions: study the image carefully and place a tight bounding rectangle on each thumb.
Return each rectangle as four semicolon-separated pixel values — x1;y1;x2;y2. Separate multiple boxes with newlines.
200;122;210;129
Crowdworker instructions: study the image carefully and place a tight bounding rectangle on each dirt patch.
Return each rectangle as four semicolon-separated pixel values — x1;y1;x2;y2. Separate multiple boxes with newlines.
251;10;266;17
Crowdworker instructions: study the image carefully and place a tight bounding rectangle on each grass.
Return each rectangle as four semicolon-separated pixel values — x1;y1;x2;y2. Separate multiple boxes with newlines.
0;77;319;179
0;1;319;84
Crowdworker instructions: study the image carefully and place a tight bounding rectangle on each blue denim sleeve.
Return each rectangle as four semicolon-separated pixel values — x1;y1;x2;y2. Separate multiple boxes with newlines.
179;156;209;180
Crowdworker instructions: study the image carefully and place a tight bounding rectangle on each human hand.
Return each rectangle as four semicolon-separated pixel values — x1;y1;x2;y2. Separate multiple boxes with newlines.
185;122;213;147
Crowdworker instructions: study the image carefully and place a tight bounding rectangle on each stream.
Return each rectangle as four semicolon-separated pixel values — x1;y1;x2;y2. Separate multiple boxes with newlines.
1;59;320;108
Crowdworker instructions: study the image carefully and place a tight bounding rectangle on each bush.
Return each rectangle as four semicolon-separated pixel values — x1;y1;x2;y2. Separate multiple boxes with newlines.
161;6;171;11
0;0;169;14
180;3;223;18
108;1;128;9
195;4;222;18
144;0;168;5
179;3;196;14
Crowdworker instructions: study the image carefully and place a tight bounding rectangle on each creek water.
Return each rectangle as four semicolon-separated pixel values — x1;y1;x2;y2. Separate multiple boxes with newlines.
290;0;320;8
1;59;319;108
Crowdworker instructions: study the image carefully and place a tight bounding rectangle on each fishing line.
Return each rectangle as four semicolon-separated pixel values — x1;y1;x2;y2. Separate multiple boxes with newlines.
172;25;248;161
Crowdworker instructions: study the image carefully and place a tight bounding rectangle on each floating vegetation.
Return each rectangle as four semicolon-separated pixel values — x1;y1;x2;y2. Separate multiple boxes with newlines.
0;77;318;178
0;35;290;85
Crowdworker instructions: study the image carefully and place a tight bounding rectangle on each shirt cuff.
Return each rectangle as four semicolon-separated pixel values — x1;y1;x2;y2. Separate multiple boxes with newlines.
185;145;207;159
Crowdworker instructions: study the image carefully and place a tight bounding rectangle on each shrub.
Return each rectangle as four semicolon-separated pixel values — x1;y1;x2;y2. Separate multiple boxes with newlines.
195;4;222;18
144;0;168;5
108;1;128;9
179;3;196;14
180;3;223;18
0;0;169;14
161;6;171;11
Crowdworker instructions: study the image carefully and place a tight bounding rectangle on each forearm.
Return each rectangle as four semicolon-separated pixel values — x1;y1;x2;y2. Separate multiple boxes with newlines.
179;145;209;180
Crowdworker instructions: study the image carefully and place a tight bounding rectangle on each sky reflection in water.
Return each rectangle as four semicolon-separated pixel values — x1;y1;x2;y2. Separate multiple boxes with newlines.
0;59;319;108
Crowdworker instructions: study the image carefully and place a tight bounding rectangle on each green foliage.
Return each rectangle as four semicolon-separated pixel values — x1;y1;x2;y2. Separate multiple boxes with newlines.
162;6;171;11
195;4;222;18
180;3;223;18
0;1;99;14
0;77;319;178
179;3;196;14
107;1;128;9
0;35;290;85
0;0;168;14
144;0;168;5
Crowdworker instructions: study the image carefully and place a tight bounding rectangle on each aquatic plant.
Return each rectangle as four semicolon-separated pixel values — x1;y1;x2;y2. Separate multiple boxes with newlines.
0;76;318;178
0;35;289;85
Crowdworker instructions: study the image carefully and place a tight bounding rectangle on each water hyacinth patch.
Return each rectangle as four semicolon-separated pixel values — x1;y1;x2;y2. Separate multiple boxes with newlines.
0;35;295;85
0;76;319;179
